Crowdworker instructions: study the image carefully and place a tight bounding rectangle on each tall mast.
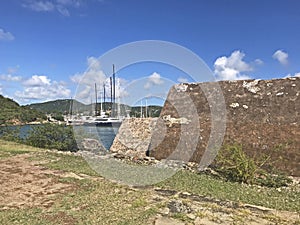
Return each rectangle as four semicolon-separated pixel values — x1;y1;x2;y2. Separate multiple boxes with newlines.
103;82;106;112
145;98;148;118
117;78;120;118
100;92;103;112
110;77;113;111
95;83;98;116
140;100;143;118
69;97;73;116
113;64;116;105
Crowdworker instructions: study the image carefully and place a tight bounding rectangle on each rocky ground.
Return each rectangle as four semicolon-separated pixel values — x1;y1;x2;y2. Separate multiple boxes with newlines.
0;149;299;225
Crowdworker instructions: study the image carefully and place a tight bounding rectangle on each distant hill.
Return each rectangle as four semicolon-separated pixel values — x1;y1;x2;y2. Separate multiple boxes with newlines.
28;99;162;117
0;95;46;125
27;99;91;115
130;105;162;117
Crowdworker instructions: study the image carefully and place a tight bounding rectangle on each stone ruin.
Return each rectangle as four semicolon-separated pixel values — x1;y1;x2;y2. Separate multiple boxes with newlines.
110;118;158;159
111;77;300;176
149;77;300;176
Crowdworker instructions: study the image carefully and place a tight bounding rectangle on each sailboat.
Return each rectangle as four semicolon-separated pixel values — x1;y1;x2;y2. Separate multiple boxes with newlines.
84;65;123;127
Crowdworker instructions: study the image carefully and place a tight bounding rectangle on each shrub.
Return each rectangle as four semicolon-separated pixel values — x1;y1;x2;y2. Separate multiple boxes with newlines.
0;126;22;143
214;144;257;184
213;143;292;187
26;124;78;152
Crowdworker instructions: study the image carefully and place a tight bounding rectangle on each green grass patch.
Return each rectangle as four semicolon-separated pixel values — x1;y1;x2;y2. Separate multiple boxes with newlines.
46;179;157;225
156;170;300;212
0;140;42;158
0;208;54;225
1;140;299;225
30;151;99;176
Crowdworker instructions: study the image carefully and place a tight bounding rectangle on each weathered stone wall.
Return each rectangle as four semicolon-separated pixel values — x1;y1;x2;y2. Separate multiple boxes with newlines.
110;118;157;158
149;77;300;176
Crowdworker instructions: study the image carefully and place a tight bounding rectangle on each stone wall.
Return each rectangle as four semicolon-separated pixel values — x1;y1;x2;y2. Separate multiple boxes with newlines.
148;77;300;176
110;118;157;158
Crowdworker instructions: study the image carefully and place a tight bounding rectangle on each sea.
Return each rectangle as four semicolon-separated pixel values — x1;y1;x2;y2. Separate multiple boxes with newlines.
0;124;119;150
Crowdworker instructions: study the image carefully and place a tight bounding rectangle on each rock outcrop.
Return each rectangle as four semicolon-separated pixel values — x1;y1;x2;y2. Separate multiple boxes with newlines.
110;118;158;158
149;77;300;176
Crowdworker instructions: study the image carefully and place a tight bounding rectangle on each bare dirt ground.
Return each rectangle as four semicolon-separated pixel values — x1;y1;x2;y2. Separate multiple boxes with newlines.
0;153;299;225
0;154;80;209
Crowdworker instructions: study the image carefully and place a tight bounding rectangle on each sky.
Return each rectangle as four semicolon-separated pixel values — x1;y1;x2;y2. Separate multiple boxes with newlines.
1;0;300;105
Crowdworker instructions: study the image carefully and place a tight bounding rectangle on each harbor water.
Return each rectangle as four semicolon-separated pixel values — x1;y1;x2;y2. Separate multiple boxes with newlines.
0;124;118;150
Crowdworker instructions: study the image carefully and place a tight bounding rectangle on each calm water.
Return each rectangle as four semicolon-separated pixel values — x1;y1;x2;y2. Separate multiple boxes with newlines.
75;125;119;149
0;124;118;150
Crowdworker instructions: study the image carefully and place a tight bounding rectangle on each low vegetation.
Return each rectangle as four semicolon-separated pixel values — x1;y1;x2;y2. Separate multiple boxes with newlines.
25;124;78;152
213;143;292;188
0;123;80;152
0;140;299;225
0;95;46;125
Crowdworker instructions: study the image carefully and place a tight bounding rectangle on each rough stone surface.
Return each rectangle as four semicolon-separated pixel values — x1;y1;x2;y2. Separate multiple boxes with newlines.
110;118;158;158
154;216;185;225
149;188;300;225
149;78;300;176
80;138;107;154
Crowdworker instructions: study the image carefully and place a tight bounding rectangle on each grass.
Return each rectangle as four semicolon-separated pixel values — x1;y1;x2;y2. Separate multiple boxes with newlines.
45;179;157;225
29;151;99;176
0;140;299;225
157;170;300;212
0;139;42;158
0;140;158;225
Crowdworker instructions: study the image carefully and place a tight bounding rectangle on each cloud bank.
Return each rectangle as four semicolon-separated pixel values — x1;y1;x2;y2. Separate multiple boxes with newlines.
22;0;82;16
214;50;254;80
272;50;288;65
144;72;164;89
15;75;71;102
0;28;15;41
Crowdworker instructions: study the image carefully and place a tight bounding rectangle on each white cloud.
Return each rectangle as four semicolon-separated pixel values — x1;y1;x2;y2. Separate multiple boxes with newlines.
272;50;288;65
56;0;81;7
214;50;252;80
177;77;188;83
284;72;300;78
254;59;264;65
149;72;164;85
0;28;15;41
15;75;71;102
23;75;51;86
56;5;70;16
22;0;83;16
144;72;164;89
0;84;3;95
0;74;22;82
23;1;55;12
71;57;108;102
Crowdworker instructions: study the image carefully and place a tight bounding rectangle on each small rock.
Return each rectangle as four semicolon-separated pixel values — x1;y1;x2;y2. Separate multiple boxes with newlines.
168;200;192;213
159;207;170;215
229;102;239;108
194;217;220;225
154;216;185;225
186;213;196;220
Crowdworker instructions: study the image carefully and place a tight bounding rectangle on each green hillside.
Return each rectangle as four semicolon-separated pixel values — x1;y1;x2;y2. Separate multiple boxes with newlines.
28;99;162;117
28;99;86;114
0;95;46;125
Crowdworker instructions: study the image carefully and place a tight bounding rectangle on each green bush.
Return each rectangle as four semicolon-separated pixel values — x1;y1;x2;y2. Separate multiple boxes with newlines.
52;113;65;121
214;144;257;184
26;124;78;152
0;126;22;143
214;143;292;187
255;169;292;188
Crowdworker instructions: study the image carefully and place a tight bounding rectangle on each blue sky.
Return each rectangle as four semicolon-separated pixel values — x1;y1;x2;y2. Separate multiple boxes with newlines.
1;0;300;105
